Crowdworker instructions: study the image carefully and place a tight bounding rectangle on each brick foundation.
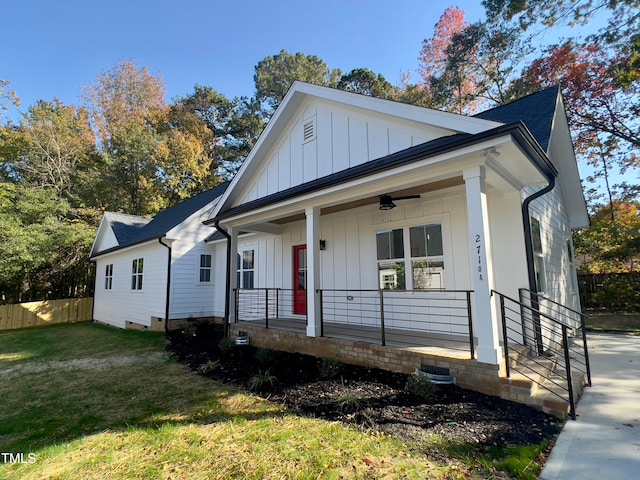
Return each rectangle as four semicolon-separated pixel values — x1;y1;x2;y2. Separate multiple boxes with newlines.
229;323;505;399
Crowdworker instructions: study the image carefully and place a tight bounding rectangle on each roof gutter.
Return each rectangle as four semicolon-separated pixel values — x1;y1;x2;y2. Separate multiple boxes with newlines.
521;163;556;355
158;237;172;336
213;220;232;339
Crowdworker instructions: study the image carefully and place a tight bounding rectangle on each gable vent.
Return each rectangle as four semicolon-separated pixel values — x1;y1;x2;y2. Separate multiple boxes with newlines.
303;120;315;142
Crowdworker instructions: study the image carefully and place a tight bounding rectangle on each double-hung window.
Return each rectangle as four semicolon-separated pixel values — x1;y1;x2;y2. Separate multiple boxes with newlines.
131;258;144;291
237;249;255;288
531;217;546;293
199;254;212;283
105;264;113;290
376;223;445;290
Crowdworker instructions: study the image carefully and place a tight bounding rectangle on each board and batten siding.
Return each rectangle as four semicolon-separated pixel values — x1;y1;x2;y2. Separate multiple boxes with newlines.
168;211;218;320
93;242;168;328
237;100;454;205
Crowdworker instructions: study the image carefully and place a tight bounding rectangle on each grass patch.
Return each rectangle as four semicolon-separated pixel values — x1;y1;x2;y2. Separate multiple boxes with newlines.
0;323;479;479
443;441;552;480
585;312;640;334
0;322;165;367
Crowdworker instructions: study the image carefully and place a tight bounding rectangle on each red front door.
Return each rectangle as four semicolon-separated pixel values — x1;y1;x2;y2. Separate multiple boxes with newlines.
293;244;307;315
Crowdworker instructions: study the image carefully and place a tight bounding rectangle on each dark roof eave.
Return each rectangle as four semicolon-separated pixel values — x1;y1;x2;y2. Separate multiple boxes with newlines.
209;121;557;223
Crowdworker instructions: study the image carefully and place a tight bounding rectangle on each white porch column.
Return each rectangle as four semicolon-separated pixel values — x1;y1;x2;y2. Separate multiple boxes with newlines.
227;225;238;324
463;166;501;364
305;206;322;337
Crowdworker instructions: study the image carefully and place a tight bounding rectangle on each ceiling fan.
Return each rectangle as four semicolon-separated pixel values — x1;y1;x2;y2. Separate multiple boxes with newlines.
379;194;421;210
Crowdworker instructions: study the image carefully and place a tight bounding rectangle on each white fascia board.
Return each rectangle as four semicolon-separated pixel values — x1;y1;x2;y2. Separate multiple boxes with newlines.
219;136;517;228
296;82;502;134
90;238;160;261
205;232;258;244
548;96;589;229
89;214;111;259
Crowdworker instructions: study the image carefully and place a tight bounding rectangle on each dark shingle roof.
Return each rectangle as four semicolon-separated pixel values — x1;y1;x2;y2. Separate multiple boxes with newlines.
124;182;229;246
474;86;559;152
105;212;150;245
94;182;229;257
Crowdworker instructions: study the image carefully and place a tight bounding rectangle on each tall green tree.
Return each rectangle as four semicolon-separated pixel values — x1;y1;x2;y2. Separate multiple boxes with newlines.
0;99;95;197
82;60;168;215
337;68;398;99
574;199;640;272
172;85;264;179
0;183;95;303
254;50;342;113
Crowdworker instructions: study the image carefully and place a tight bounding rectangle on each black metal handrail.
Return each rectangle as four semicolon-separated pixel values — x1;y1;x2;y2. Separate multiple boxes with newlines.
519;288;591;387
493;289;591;420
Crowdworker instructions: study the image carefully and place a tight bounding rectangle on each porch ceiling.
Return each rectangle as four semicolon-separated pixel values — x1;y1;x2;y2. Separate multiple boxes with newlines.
271;176;465;225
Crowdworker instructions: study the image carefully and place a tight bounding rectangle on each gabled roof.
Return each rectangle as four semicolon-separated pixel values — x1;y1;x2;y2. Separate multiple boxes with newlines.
474;86;559;152
91;182;229;259
210;83;566;223
105;212;150;245
211;81;504;218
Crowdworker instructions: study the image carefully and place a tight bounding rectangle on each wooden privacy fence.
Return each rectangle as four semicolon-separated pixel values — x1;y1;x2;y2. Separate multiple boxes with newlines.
0;298;93;331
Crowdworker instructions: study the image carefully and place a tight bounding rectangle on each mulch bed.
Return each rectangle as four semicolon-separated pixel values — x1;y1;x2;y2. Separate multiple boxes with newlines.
167;323;562;450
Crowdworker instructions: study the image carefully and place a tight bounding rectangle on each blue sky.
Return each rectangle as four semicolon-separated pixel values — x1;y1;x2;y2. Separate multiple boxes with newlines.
4;1;622;192
3;1;488;114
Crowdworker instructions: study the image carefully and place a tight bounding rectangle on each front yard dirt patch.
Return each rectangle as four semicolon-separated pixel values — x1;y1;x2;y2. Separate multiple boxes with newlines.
167;322;562;457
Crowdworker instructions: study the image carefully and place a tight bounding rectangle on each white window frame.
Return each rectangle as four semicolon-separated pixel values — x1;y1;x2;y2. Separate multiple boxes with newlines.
530;217;546;293
375;218;449;291
104;264;113;290
198;253;212;284
131;257;144;291
237;248;255;289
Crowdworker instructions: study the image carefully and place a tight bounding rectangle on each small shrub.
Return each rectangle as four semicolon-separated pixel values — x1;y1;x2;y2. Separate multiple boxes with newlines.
336;389;367;413
255;348;279;364
406;373;436;401
217;337;236;354
320;358;344;378
182;324;197;337
196;359;220;374
248;369;277;392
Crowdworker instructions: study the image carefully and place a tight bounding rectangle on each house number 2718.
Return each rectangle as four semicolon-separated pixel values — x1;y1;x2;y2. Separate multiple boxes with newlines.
475;234;484;281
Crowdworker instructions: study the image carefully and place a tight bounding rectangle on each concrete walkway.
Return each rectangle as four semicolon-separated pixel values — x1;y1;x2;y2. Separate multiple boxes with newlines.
541;333;640;479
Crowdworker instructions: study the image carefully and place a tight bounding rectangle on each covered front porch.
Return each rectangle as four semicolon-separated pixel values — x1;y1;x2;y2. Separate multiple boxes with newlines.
210;122;553;369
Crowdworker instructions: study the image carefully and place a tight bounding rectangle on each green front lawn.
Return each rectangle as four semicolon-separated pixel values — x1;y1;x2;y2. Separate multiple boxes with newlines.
0;323;477;479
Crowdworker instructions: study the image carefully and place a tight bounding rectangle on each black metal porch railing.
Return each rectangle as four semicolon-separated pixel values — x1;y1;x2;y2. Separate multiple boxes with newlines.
234;288;305;330
493;289;591;420
317;289;475;357
234;287;475;356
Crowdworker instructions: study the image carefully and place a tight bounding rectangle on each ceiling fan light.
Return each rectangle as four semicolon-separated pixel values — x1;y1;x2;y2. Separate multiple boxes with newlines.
379;195;396;210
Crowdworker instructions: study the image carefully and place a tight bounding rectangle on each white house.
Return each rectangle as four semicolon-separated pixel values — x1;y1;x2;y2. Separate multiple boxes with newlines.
201;82;589;413
90;82;589;415
90;182;228;331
